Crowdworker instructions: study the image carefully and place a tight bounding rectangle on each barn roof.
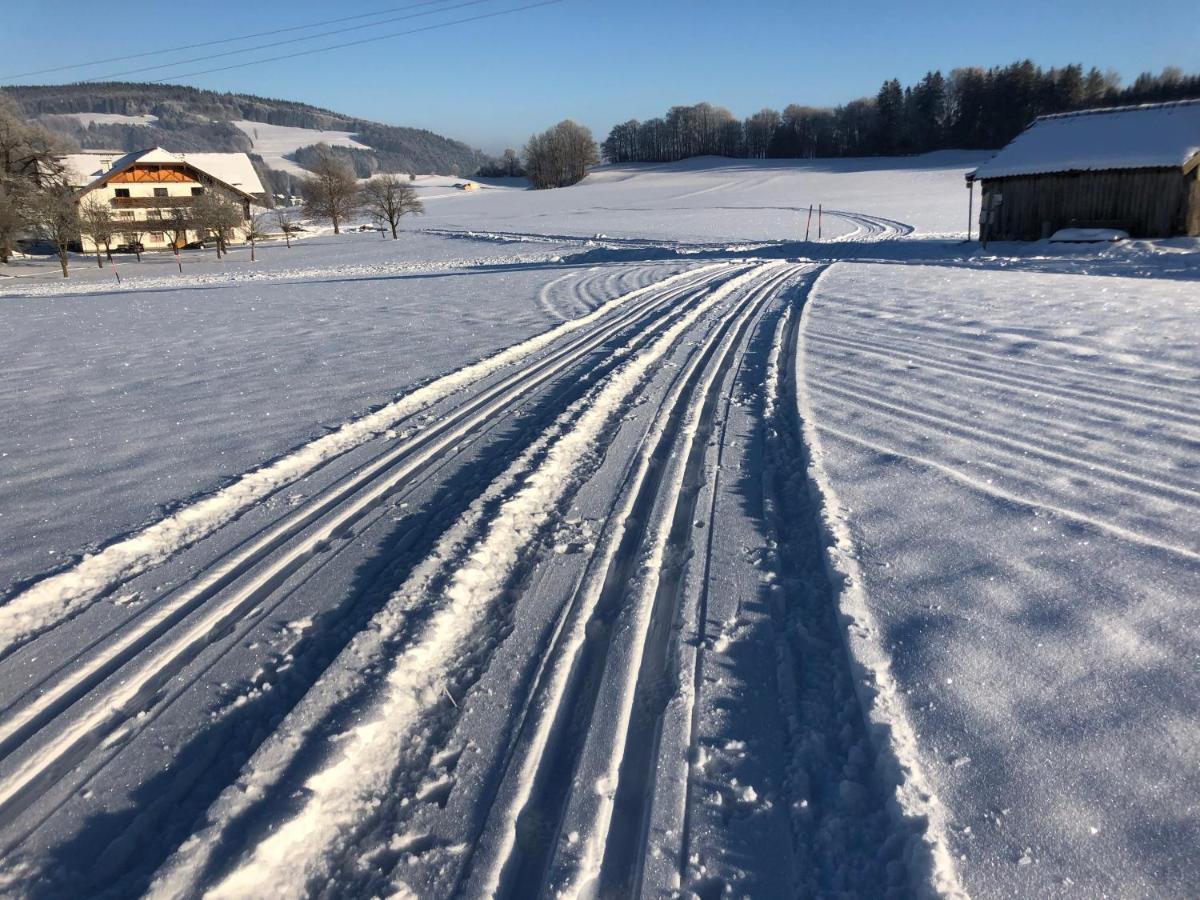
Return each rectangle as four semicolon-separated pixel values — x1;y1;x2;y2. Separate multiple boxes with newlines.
62;147;265;197
969;99;1200;180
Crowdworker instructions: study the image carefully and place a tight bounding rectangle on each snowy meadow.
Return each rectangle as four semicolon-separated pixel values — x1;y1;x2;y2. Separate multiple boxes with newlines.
0;154;1197;899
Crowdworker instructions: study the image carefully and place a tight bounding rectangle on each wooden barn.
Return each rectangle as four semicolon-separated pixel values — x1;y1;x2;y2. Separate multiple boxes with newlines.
968;99;1200;241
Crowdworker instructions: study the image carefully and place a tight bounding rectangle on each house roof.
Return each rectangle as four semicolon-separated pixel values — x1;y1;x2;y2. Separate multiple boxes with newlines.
969;99;1200;180
62;147;266;198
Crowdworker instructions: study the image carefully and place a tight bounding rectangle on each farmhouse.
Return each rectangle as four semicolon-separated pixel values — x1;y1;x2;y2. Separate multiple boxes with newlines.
61;148;266;251
968;99;1200;241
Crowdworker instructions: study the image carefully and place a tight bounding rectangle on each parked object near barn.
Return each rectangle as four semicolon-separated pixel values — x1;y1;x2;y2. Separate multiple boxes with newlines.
968;99;1200;241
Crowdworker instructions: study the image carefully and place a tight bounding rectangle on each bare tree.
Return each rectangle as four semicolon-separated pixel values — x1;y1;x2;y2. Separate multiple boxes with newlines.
299;144;359;234
273;206;299;248
122;225;145;261
524;120;599;189
0;180;23;264
360;174;424;239
246;211;273;262
191;192;244;258
0;93;72;264
166;206;190;250
30;185;79;278
79;195;116;267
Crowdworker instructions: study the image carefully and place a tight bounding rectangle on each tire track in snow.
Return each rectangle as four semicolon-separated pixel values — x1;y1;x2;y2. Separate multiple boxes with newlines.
461;264;794;900
0;265;723;659
0;264;738;827
593;265;806;900
143;263;770;899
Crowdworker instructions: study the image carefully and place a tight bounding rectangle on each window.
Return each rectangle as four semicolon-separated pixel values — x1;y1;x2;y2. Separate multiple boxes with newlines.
191;187;204;196
100;158;112;169
150;232;165;243
117;211;135;220
153;187;169;198
114;188;130;198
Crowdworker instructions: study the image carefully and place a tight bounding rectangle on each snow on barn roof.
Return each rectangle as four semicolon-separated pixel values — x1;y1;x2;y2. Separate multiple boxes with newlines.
61;147;265;197
970;99;1200;180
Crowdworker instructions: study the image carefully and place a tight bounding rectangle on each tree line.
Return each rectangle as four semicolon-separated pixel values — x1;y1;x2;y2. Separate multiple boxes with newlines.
7;83;491;182
602;63;1200;163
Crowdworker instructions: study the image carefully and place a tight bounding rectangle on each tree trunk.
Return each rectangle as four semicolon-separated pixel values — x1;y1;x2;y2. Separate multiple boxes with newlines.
58;248;69;278
250;240;256;262
331;214;340;235
285;232;291;248
95;248;103;268
390;221;398;239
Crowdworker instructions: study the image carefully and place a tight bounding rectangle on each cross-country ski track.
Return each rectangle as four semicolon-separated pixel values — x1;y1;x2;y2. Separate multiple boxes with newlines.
0;211;962;899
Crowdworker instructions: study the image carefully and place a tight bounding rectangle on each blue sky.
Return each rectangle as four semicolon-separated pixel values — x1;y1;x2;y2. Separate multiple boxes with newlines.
3;0;1196;153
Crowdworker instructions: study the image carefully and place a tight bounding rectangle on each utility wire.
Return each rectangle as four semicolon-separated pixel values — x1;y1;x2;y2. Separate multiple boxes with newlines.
145;1;563;84
0;0;461;81
96;0;500;81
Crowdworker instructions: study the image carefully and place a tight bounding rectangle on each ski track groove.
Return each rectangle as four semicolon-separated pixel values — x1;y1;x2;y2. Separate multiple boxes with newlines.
454;264;795;900
164;263;772;900
0;264;724;658
0;264;738;829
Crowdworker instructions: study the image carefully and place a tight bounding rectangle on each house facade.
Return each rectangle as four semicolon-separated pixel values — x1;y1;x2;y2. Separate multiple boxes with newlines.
968;100;1200;241
62;148;266;251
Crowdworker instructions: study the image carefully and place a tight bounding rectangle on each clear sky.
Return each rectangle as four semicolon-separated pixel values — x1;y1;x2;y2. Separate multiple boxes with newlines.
3;0;1197;153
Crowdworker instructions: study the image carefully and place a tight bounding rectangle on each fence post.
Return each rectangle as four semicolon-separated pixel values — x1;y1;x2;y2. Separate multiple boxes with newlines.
805;204;813;241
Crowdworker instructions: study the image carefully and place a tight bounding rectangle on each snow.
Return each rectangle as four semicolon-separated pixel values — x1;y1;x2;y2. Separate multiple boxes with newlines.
43;112;160;128
232;120;374;177
800;262;1200;898
1049;227;1128;242
0;151;1196;900
971;99;1200;179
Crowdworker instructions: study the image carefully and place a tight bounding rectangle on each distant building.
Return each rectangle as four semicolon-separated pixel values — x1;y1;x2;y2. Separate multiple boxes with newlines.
968;100;1200;241
61;147;266;251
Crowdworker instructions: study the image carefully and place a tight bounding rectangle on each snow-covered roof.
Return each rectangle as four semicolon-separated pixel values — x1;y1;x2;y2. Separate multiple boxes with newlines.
61;147;265;197
970;99;1200;180
177;152;264;195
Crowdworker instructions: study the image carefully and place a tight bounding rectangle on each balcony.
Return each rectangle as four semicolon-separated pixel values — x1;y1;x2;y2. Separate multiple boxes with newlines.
110;196;199;209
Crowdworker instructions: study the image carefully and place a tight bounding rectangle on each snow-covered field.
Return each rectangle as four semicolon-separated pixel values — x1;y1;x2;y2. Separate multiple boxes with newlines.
232;120;376;177
39;112;161;128
0;154;1196;900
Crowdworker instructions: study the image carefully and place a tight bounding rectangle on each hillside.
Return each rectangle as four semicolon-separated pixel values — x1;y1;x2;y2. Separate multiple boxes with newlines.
5;82;492;179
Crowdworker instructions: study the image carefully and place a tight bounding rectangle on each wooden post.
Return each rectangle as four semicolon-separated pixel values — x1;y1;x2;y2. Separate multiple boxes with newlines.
967;178;974;242
174;246;183;273
805;204;813;241
818;203;822;240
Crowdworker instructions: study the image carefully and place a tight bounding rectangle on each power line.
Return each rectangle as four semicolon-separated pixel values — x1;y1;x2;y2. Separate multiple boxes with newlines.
145;1;563;84
96;0;501;82
0;0;462;82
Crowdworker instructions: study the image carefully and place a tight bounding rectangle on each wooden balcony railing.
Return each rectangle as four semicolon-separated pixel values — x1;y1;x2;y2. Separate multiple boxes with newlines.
110;196;198;209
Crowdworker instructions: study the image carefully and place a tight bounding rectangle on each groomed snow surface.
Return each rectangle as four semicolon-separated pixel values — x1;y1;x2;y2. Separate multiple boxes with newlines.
0;153;1196;899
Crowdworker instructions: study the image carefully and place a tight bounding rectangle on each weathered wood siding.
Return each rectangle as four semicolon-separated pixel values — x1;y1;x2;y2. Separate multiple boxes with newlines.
979;167;1198;240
